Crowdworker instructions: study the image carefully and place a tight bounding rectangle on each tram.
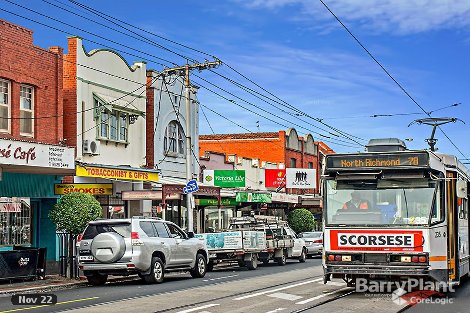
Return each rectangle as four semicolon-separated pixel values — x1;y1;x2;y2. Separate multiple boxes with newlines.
322;138;470;288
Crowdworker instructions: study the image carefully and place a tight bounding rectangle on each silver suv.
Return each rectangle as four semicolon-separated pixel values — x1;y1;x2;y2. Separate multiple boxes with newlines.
77;217;208;285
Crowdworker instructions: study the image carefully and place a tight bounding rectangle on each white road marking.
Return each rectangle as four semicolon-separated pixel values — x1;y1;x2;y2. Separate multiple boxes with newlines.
268;292;303;301
319;281;345;286
233;278;323;300
177;304;220;313
296;287;351;305
203;274;239;282
265;308;286;313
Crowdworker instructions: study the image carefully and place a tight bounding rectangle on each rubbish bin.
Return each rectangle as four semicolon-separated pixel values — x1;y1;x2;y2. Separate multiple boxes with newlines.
12;246;47;279
0;249;39;280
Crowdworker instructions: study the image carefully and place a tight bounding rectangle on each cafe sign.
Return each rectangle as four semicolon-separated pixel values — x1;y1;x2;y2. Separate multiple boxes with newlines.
0;139;74;169
76;164;160;182
54;184;113;195
203;170;245;187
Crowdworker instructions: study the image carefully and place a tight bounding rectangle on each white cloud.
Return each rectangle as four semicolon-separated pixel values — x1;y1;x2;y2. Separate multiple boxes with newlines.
236;0;470;34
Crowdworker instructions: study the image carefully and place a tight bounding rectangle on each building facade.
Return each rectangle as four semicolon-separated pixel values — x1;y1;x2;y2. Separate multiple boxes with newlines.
63;36;159;219
0;20;75;260
146;71;201;227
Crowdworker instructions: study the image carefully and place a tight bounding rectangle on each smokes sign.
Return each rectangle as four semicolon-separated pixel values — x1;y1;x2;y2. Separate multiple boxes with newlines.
329;230;424;252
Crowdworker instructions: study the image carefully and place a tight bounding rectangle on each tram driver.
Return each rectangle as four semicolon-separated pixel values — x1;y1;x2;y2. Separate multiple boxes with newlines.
341;191;372;211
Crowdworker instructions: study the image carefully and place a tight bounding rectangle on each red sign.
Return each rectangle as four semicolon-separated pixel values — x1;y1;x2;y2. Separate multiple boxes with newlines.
0;202;21;213
265;169;286;188
329;229;424;252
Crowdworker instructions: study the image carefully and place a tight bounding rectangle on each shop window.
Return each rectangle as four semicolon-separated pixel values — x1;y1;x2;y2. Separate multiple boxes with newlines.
0;198;31;246
164;120;185;155
0;79;10;132
20;85;34;136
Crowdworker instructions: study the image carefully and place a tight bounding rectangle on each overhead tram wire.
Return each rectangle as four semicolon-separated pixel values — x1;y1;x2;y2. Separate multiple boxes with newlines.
61;0;366;145
201;70;361;144
6;0;364;148
0;0;172;67
0;36;149;120
191;75;362;148
40;0;197;63
194;82;361;149
78;74;163;139
318;0;468;160
66;0;216;61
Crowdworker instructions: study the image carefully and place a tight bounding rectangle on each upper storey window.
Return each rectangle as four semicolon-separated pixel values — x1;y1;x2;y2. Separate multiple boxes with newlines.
164;120;185;155
20;85;34;136
0;79;10;132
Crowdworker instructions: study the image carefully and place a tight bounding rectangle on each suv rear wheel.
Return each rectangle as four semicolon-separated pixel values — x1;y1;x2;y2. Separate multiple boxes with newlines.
86;273;108;286
143;257;165;284
190;253;207;278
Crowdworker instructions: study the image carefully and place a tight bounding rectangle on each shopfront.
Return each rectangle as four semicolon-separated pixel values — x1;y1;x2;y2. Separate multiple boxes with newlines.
0;139;75;261
195;198;241;232
74;163;160;218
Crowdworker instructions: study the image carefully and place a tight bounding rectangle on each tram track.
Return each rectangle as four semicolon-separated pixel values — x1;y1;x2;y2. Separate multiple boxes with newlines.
154;274;325;312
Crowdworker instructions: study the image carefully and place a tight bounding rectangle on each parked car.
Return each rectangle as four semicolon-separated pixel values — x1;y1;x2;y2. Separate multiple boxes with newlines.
77;217;208;286
298;231;323;257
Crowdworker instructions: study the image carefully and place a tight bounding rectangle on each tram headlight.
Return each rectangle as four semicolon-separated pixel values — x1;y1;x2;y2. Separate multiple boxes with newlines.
418;256;427;263
400;256;412;263
341;255;352;262
327;254;335;261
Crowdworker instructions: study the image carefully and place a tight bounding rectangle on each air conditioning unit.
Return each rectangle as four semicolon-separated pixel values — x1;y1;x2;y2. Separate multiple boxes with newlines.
83;140;100;155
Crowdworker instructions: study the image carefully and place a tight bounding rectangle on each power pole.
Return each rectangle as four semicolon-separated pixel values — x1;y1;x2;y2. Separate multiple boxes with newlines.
162;59;221;232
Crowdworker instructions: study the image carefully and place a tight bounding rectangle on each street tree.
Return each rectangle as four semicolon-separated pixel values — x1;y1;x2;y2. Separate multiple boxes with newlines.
288;208;314;234
49;192;102;277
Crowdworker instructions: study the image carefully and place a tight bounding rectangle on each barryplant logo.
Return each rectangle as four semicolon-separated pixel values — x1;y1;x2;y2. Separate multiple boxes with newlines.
357;278;454;306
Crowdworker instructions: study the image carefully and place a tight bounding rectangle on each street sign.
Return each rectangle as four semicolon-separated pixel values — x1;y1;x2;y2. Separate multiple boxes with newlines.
183;179;199;194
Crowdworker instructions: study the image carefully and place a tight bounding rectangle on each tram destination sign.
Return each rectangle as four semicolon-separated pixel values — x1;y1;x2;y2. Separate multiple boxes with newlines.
326;152;429;170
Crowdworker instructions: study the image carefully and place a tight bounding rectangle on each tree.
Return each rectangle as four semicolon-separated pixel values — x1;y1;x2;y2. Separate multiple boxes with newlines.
288;208;314;234
49;192;102;235
49;192;102;278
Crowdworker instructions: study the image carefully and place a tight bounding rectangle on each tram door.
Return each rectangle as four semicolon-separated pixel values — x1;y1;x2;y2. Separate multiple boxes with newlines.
447;171;459;282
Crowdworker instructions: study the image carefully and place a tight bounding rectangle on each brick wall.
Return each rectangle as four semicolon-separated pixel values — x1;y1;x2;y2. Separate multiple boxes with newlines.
145;73;155;168
62;36;78;149
199;131;286;164
0;19;63;144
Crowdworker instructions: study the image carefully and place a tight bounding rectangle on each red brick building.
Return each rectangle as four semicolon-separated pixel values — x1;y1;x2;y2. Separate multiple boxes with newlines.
199;128;334;194
0;19;64;143
0;19;75;262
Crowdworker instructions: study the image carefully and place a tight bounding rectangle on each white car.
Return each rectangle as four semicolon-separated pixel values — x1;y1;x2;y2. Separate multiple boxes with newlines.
299;231;323;257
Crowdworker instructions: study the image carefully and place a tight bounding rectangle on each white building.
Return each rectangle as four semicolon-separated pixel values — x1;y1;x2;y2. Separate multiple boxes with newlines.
63;36;159;218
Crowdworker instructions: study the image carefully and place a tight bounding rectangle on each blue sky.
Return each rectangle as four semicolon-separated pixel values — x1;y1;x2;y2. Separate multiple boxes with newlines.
1;0;469;161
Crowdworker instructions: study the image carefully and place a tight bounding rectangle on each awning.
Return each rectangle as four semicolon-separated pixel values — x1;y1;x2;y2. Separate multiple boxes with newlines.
93;93;145;119
76;162;160;182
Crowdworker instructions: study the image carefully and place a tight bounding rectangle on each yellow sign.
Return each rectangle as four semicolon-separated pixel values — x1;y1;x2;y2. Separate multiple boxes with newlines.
76;164;159;182
54;184;113;195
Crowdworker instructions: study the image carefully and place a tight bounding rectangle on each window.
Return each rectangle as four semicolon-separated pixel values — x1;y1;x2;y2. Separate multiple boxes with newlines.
99;110;128;142
153;222;170;238
0;79;10;132
95;96;129;143
20;85;34;136
166;223;186;239
290;158;296;168
164;121;185;155
308;162;313;169
140;221;157;237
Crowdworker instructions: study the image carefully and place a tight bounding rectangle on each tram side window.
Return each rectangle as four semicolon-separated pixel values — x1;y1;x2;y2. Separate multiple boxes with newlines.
430;184;443;224
458;198;468;220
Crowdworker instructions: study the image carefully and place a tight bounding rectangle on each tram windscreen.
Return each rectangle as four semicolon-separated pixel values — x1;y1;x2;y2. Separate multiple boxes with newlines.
325;179;441;226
